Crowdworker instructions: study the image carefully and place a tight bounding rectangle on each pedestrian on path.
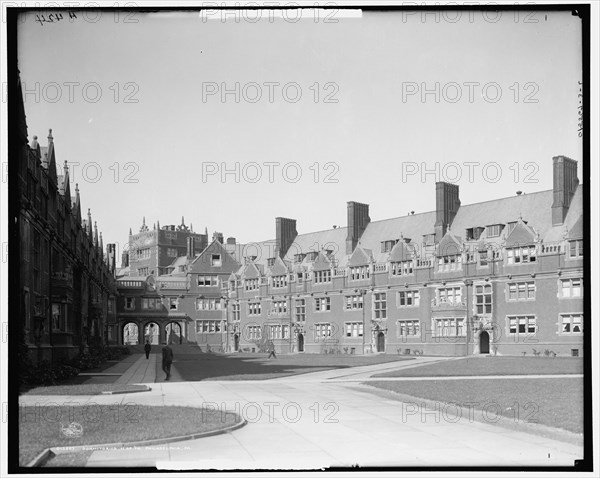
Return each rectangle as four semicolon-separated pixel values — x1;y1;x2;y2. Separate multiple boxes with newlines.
144;341;151;359
162;342;174;380
267;340;277;359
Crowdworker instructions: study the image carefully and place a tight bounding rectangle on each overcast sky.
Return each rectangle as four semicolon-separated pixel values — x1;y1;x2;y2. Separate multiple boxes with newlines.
17;8;583;255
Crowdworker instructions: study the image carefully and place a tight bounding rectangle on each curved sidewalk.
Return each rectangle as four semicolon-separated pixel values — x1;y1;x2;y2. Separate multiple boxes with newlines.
19;357;584;469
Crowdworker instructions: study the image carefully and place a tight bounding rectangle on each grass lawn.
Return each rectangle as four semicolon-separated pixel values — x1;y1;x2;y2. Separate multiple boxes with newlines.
23;384;149;396
174;352;413;381
19;405;239;467
367;376;583;434
372;356;583;378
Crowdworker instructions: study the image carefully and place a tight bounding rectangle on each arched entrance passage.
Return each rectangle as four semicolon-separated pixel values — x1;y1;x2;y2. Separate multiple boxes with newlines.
123;322;139;345
479;330;490;354
297;333;304;353
234;334;240;352
377;332;385;353
166;322;183;344
144;322;160;345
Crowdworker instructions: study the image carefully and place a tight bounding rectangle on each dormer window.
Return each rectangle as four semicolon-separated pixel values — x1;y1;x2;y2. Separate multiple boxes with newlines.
466;227;484;241
294;253;306;263
267;257;276;267
487;224;504;238
307;251;319;261
381;239;399;253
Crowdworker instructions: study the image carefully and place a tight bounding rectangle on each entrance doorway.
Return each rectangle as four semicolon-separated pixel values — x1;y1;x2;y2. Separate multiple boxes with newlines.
297;333;304;352
479;331;490;354
144;322;160;345
234;334;240;352
377;332;385;353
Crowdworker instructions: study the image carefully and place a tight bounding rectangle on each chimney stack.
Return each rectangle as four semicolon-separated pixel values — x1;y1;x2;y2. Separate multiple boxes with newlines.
346;202;370;254
187;236;195;259
227;237;236;245
121;250;129;268
275;217;298;258
552;156;579;225
212;231;224;243
434;182;461;242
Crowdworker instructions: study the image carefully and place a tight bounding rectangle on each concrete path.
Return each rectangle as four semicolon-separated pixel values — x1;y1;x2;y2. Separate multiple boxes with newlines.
19;356;583;469
114;353;157;384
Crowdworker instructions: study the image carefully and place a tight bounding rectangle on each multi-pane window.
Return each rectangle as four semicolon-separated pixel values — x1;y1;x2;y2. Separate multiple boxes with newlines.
167;248;178;257
374;292;387;319
398;290;420;307
568;240;583;258
232;303;240;321
196;320;222;334
391;260;413;276
475;284;493;314
508;315;536;336
198;275;219;287
51;303;66;331
211;254;222;266
195;298;222;310
507;282;535;301
272;275;288;288
137;248;151;259
398;320;421;337
438;286;462;305
124;297;135;310
314;323;332;340
506;246;537;264
560;314;583;334
268;324;289;339
168;297;178;310
295;299;306;322
478;250;489;267
559;278;582;298
434;318;465;337
487;224;503;238
271;300;287;315
296;272;304;284
248;302;262;315
141;298;161;310
381;239;398;252
345;322;363;337
349;266;370;281
313;270;332;284
165;232;177;239
247;325;262;340
138;267;149;276
245;278;259;291
345;294;364;310
438;254;462;271
314;297;331;312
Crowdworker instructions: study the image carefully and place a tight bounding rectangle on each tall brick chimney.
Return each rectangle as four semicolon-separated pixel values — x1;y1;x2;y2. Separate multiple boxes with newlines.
434;182;461;242
346;201;370;254
551;156;579;225
275;217;298;258
187;236;195;259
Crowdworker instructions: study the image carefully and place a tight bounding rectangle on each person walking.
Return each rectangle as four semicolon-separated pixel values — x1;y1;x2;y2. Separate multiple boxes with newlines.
144;341;151;359
162;341;174;380
267;340;277;359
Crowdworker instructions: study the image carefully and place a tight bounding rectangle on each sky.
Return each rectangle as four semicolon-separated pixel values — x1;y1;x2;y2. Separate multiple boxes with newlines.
16;7;583;257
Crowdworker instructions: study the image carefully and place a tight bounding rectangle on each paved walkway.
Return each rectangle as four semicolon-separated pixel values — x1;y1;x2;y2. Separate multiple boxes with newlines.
19;356;584;469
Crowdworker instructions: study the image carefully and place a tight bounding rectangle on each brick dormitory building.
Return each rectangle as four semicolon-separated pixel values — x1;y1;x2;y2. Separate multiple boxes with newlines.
12;72;118;364
115;156;585;357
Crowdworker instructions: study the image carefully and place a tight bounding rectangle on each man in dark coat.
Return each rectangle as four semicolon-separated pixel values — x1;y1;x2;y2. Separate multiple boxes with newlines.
162;342;174;380
144;341;151;359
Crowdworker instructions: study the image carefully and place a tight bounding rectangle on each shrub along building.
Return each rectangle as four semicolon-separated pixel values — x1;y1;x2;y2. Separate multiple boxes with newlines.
115;155;583;357
13;74;118;365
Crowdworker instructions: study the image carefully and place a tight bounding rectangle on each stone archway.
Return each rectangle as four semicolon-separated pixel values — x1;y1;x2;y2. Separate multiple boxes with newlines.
166;321;183;345
144;322;160;345
123;322;140;345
